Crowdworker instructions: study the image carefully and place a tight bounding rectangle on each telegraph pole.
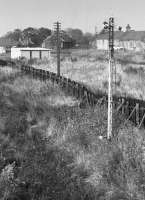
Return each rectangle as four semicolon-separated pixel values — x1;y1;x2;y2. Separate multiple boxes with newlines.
54;22;61;76
107;17;114;140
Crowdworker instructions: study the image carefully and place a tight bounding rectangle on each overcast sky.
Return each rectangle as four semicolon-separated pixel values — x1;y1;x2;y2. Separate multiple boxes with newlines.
0;0;145;36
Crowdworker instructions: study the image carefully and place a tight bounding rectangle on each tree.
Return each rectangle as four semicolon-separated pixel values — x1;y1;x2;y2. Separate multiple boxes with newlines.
118;26;122;31
126;24;131;32
38;28;51;41
21;27;38;46
22;27;51;47
81;32;94;47
3;27;52;47
5;29;22;41
66;28;94;47
66;28;83;44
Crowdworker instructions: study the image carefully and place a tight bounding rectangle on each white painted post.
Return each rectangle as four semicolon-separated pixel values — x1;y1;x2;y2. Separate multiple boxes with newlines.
107;57;113;139
107;17;114;140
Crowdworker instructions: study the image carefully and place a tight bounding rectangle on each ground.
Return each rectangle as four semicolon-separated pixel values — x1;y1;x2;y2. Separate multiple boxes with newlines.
0;64;145;200
32;49;145;100
0;50;145;199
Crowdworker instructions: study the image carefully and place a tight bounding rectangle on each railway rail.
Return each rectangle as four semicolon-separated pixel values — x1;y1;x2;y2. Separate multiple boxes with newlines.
1;59;145;129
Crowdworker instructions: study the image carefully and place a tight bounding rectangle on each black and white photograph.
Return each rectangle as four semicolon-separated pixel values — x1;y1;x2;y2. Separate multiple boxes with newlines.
0;0;145;199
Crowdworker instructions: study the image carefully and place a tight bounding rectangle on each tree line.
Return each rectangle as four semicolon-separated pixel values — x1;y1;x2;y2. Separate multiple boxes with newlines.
3;27;95;48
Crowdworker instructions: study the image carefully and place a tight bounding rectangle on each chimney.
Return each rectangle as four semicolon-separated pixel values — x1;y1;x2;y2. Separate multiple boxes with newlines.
126;24;131;32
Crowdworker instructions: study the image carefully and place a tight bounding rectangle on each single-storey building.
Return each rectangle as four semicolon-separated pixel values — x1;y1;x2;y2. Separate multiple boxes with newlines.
42;31;76;49
11;47;51;59
94;30;145;52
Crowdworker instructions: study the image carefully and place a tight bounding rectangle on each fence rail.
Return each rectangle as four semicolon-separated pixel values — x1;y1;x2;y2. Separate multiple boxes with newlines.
2;59;145;129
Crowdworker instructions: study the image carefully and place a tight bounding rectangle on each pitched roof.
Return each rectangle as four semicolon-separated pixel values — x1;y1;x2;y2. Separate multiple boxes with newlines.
97;31;145;41
11;47;51;51
43;31;75;43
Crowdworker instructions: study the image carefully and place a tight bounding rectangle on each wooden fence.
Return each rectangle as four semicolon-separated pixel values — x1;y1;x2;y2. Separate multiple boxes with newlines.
18;64;145;129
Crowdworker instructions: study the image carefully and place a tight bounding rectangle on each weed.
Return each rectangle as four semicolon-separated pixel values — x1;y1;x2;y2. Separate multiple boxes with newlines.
0;66;145;200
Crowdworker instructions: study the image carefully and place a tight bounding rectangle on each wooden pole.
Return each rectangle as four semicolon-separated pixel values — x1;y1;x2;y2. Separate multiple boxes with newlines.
121;98;125;114
54;22;61;76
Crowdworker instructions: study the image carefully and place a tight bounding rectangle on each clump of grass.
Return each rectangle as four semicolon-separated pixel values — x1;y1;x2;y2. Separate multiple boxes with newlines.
0;67;20;83
123;65;145;75
31;49;145;100
115;50;145;65
0;66;145;200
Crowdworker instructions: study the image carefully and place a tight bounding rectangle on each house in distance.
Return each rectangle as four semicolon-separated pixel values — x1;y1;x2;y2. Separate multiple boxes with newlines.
95;25;145;51
42;31;76;49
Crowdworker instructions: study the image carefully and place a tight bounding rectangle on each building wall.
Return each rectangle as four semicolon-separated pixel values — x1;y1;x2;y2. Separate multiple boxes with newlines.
21;51;31;59
41;51;50;58
42;40;55;49
32;51;40;58
118;40;145;51
11;47;51;59
42;39;75;49
11;48;21;59
22;50;51;59
0;47;6;54
96;39;108;50
96;39;145;51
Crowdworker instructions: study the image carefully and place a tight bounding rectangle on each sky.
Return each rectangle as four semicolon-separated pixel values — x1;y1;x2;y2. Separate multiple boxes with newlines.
0;0;145;36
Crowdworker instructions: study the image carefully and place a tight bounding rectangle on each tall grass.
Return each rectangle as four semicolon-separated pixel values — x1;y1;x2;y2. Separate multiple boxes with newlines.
0;67;145;200
31;49;145;100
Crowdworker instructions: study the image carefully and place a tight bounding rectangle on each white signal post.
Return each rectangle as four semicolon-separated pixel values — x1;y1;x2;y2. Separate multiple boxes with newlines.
107;17;114;140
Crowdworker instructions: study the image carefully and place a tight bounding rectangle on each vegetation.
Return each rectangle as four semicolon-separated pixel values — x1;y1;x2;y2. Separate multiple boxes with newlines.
65;28;95;47
2;27;95;48
0;65;145;200
3;27;52;47
32;49;145;100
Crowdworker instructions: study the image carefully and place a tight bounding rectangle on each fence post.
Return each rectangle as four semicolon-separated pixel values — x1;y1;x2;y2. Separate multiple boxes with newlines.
136;103;139;126
85;90;90;106
91;94;95;107
125;101;129;116
76;83;79;99
73;82;76;97
121;98;125;114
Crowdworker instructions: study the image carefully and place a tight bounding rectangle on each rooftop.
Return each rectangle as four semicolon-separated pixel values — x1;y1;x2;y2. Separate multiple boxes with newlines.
11;47;51;51
97;31;145;41
43;31;75;43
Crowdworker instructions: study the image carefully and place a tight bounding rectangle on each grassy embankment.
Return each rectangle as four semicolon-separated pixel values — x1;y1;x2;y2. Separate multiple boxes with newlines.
32;49;145;100
0;65;145;200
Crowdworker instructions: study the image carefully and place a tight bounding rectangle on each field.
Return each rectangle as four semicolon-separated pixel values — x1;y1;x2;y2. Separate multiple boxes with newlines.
32;49;145;100
0;64;145;199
